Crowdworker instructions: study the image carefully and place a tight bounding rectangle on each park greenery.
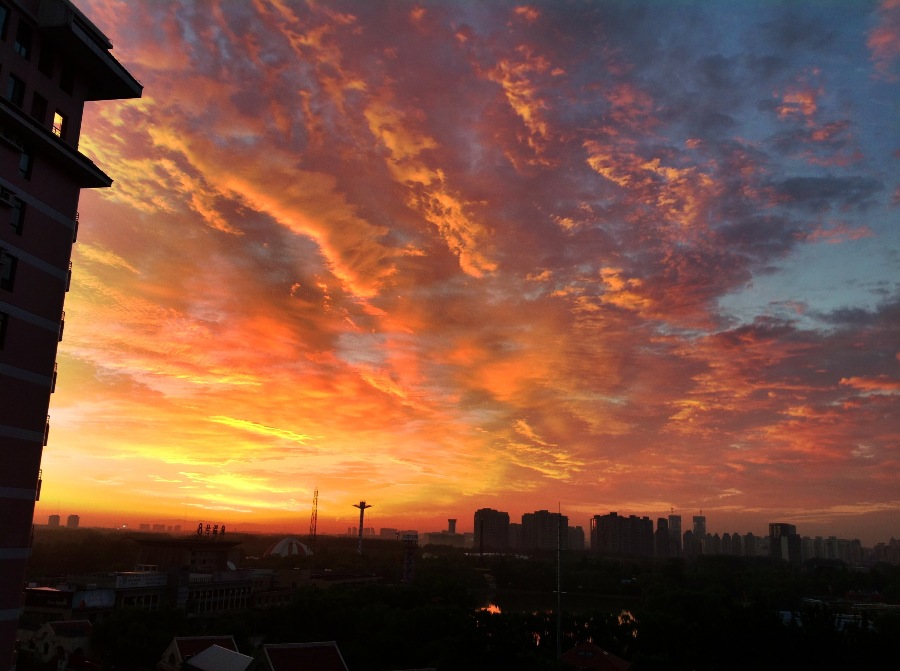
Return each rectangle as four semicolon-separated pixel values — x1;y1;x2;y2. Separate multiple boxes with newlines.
20;528;900;670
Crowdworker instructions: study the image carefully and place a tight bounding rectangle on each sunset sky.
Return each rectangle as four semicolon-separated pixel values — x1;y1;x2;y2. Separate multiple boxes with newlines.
35;0;899;544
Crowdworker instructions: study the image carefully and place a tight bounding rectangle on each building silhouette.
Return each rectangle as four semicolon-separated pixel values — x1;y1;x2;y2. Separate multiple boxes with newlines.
769;522;801;565
654;517;670;558
668;514;682;555
65;514;79;529
0;0;140;665
473;508;509;552
521;509;568;551
692;514;707;554
590;512;653;557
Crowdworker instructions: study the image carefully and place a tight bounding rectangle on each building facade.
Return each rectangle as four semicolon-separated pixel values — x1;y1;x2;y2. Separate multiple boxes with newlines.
0;1;140;666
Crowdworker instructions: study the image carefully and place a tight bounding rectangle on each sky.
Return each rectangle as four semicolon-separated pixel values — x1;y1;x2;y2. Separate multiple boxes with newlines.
34;0;899;544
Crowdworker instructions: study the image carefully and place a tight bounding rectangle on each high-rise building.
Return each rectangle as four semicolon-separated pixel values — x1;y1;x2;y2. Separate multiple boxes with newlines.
473;508;510;552
692;514;707;554
65;514;79;529
47;514;59;527
521;510;568;551
668;514;682;555
0;1;140;665
654;517;669;558
768;522;801;565
692;514;706;537
590;512;654;557
567;525;585;552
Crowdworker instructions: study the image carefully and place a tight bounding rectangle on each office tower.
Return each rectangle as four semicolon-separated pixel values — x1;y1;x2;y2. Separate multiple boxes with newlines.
473;508;510;552
0;1;141;665
668;514;682;555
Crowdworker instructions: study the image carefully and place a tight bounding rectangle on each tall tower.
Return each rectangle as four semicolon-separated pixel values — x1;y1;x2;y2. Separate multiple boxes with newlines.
308;487;318;544
0;2;141;666
353;501;371;555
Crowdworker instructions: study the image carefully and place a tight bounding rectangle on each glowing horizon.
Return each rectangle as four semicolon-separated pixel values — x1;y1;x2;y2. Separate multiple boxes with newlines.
34;0;900;545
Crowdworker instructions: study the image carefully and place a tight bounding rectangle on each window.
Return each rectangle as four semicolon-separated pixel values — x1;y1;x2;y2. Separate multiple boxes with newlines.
6;74;24;106
0;311;7;349
0;4;9;41
30;92;47;124
38;45;54;77
52;111;67;138
18;147;32;179
14;20;31;59
0;247;15;290
10;196;24;233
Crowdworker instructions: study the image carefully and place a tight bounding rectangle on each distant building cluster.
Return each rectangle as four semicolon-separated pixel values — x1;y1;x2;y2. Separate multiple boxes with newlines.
472;508;586;553
47;514;79;529
583;512;882;567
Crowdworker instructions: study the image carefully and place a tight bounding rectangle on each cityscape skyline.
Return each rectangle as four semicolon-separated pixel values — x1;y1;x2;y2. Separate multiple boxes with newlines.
31;1;900;544
34;503;899;552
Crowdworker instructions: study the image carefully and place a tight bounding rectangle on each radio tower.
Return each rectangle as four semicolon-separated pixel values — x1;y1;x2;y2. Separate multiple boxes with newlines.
353;501;372;555
308;488;318;545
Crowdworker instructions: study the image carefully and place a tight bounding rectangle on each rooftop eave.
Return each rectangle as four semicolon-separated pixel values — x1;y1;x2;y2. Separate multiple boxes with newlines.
37;1;142;101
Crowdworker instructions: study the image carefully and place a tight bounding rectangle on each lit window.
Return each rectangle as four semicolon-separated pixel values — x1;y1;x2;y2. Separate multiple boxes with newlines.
0;248;15;290
52;111;67;138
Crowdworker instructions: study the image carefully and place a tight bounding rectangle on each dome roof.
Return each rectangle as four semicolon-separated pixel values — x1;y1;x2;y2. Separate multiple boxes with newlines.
264;537;312;557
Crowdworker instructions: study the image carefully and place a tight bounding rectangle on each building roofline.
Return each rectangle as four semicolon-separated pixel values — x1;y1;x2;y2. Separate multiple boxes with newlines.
36;0;143;101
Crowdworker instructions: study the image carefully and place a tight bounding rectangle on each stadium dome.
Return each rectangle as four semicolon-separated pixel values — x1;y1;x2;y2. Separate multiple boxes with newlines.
264;537;312;557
